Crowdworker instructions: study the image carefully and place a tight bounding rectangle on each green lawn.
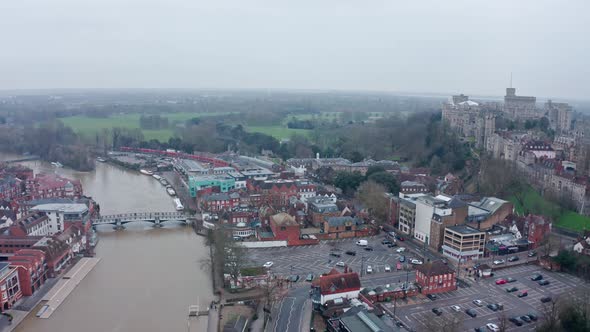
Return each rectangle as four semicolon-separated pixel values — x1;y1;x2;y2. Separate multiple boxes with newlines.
509;187;590;232
60;112;229;141
246;126;312;140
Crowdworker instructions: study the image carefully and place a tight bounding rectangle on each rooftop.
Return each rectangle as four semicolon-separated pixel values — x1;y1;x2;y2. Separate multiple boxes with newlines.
32;203;88;214
415;260;454;276
446;224;483;235
319;271;361;294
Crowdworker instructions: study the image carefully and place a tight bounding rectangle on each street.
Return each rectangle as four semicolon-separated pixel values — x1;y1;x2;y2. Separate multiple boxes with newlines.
267;286;310;332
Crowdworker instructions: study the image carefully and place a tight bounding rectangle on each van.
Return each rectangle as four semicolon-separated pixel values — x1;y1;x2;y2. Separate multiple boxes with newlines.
356;240;368;246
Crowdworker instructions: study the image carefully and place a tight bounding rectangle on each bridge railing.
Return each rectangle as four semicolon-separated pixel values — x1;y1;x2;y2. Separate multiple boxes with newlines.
93;211;190;223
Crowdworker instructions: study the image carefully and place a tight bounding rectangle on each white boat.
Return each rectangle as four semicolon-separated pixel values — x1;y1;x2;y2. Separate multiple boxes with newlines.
36;305;49;317
167;187;176;196
140;169;153;175
96;157;106;162
51;162;63;168
160;178;169;186
152;174;162;180
174;198;184;211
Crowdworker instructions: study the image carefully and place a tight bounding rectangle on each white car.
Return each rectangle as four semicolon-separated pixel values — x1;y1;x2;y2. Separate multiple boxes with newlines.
263;261;274;268
473;299;484;307
384;265;391;272
336;261;346;267
366;265;373;274
410;259;423;265
486;323;500;332
396;247;406;253
493;259;505;265
450;305;461;312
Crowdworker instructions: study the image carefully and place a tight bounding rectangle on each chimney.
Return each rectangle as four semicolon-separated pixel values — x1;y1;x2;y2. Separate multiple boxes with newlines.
316;153;320;160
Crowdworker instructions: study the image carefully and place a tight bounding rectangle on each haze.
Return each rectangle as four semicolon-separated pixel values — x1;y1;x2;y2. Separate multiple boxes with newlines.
1;0;588;99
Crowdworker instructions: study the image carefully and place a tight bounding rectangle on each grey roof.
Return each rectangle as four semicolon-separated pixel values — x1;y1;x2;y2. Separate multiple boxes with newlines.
446;225;483;235
339;307;395;332
32;203;88;214
473;197;508;215
326;216;361;227
447;197;467;209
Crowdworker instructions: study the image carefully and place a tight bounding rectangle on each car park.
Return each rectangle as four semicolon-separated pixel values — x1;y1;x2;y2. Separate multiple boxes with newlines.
263;261;274;268
465;309;477;317
345;250;356;256
495;278;507;285
538;279;550;285
384;265;391;272
506;287;518;293
508;256;519;262
472;299;484;307
540;297;552;303
451;305;461;312
509;317;523;326
517;291;528;298
493;259;505;265
336;261;345;267
486;323;500;332
432;308;443;316
427;294;438;301
520;315;531;323
531;274;543;281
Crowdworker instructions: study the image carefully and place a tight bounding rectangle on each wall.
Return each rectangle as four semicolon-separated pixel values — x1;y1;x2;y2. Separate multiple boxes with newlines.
237;241;287;248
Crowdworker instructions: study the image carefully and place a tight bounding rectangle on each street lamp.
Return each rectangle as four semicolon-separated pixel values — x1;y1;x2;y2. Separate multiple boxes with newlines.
360;256;366;277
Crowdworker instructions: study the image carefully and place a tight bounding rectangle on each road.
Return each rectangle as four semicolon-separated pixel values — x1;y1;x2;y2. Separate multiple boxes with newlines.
268;286;310;332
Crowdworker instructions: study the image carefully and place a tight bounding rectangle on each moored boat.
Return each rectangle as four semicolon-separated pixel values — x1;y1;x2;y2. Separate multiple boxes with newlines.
174;198;184;211
160;178;169;186
96;157;106;162
140;169;153;175
152;174;161;180
51;162;63;168
166;187;176;196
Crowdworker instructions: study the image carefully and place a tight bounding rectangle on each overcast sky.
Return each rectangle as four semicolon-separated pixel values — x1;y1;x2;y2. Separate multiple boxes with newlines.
1;0;588;99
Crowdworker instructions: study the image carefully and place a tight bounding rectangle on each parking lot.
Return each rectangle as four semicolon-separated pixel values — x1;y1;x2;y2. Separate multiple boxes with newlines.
247;236;422;277
394;264;587;331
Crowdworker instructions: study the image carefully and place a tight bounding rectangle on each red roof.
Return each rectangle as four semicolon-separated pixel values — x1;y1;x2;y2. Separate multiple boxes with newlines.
319;272;361;295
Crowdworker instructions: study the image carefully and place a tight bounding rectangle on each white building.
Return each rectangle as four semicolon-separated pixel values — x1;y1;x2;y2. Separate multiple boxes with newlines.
31;203;88;233
413;195;451;244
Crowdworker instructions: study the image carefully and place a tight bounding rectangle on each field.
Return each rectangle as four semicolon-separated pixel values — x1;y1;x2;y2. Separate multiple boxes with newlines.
510;187;590;232
60;112;228;141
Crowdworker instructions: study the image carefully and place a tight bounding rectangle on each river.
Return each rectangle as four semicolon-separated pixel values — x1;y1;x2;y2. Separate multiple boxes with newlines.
0;155;212;332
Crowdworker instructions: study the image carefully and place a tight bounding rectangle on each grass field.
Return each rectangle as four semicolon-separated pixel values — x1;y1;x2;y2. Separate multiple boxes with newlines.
510;187;590;232
245;126;312;140
60;112;228;141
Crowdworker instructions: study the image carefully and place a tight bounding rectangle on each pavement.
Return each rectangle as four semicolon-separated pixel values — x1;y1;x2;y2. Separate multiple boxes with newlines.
393;264;589;332
248;235;427;278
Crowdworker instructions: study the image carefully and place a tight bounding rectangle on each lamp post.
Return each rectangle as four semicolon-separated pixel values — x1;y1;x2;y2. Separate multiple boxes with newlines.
361;256;366;277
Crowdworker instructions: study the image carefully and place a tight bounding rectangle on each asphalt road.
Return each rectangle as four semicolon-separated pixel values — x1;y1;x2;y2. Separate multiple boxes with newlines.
268;286;310;332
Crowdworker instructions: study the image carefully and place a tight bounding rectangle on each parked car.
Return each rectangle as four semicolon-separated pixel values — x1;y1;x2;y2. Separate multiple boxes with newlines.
527;313;538;321
399;256;406;263
289;275;300;282
531;274;543;281
520;315;531;323
451;305;461;312
486;323;500;332
396;247;406;253
330;252;341;257
411;259;423;265
538;280;550;286
473;299;484;307
506;277;517;283
432;308;443;316
493;259;505;265
345;250;356;256
263;261;274;268
517;291;528;298
509;317;523;326
364;246;374;251
495;278;507;285
356;240;368;246
506;287;518;293
540;297;552;303
336;261;346;267
474;327;485;332
528;251;537;257
508;256;519;262
487;304;499;311
382;239;392;245
427;294;438;301
396;235;405;241
465;309;477;318
384;265;391;272
366;265;373;274
306;274;314;282
388;243;398;248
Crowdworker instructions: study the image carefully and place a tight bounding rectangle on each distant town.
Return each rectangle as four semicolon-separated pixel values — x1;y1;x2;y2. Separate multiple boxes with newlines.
1;87;590;331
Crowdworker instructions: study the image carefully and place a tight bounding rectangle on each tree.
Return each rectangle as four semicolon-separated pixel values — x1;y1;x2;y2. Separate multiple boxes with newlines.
365;165;386;178
334;171;365;196
367;171;400;194
355;180;389;225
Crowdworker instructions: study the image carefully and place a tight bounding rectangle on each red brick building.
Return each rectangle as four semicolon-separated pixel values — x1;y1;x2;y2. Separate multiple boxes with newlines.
0;262;22;311
268;213;318;246
415;261;457;295
0;236;43;255
315;269;361;305
199;192;240;212
8;249;46;296
25;174;83;201
525;215;552;248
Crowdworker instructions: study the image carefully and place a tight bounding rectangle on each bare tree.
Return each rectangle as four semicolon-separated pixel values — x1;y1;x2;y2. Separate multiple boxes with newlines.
497;308;508;332
420;311;464;332
355;180;389;225
262;275;287;328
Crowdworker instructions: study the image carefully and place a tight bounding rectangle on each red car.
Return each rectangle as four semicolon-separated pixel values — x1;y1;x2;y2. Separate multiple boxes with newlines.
495;278;507;285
